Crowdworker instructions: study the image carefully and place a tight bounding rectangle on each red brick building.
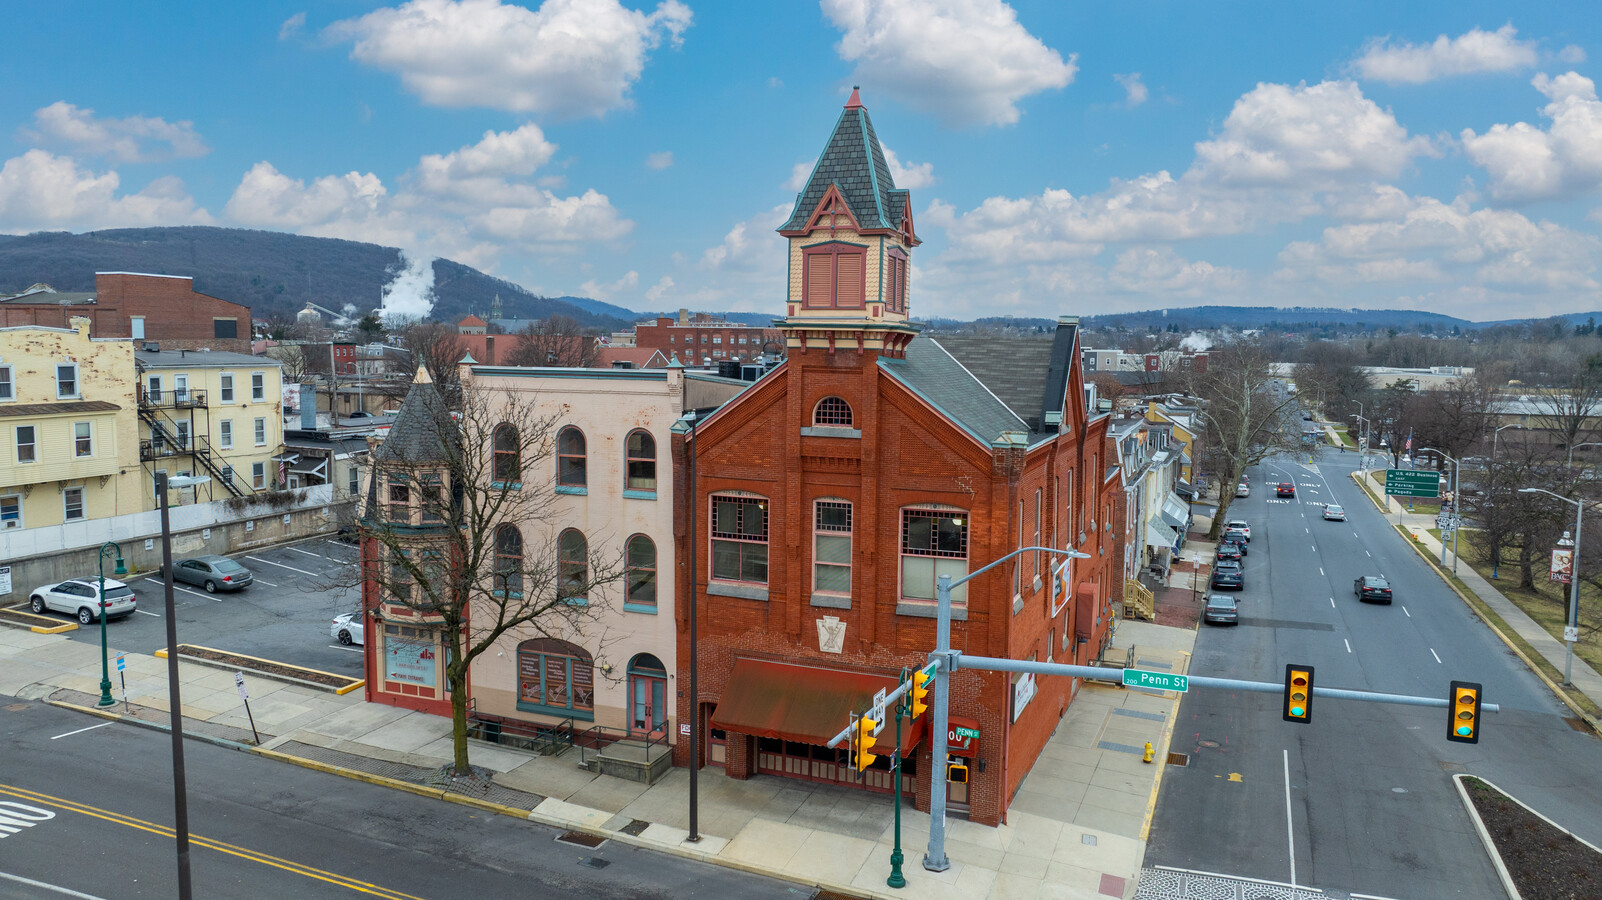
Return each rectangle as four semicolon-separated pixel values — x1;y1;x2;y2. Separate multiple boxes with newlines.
0;272;252;352
673;90;1121;827
633;310;782;364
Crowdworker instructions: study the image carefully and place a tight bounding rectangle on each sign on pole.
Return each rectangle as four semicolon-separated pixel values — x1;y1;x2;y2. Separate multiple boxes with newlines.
1122;668;1190;693
870;687;887;736
236;671;262;745
1384;469;1440;499
234;671;249;701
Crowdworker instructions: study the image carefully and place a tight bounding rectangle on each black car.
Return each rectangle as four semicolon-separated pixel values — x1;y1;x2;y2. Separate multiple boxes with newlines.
1355;575;1393;604
1212;560;1244;590
1222;530;1249;553
1203;593;1240;625
1216;542;1243;562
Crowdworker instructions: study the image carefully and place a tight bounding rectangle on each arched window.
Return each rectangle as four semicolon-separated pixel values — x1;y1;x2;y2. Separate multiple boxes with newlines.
814;397;853;427
626;534;656;610
493;423;520;482
559;528;588;603
626;430;656;492
518;638;594;716
557;427;586;487
628;652;666;676
494;524;523;598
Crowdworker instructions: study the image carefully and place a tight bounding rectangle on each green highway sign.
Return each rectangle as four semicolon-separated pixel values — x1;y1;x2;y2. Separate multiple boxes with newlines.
1385;469;1440;499
1122;669;1190;692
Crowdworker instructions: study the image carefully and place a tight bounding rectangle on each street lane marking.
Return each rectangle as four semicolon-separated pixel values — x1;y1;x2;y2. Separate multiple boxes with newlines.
245;556;319;577
0;870;103;899
1319;568;1324;576
1283;749;1297;887
1311;544;1316;551
50;723;112;740
1431;648;1442;664
1345;639;1352;653
1366;550;1371;557
135;610;160;618
1403;606;1411;617
1330;598;1335;608
0;783;428;900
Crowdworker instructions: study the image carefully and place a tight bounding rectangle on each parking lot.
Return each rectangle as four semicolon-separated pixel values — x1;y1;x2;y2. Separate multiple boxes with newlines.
26;535;365;677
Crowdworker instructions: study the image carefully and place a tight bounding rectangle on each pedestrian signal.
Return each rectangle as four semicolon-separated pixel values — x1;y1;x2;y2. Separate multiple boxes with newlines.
947;763;969;784
1283;665;1314;723
1448;681;1481;744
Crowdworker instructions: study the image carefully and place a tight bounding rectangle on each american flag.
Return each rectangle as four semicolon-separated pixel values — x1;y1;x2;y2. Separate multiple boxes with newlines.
1404;431;1412;451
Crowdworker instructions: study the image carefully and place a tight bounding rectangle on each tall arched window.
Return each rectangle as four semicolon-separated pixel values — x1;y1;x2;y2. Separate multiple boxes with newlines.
494;524;523;598
814;397;853;427
493;423;521;483
557;427;586;487
626;430;656;492
625;534;656;610
559;528;588;603
518;638;594;717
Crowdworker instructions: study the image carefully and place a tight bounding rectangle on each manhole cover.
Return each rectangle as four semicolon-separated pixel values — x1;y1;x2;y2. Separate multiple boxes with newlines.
557;830;606;848
1197;739;1221;749
1167;752;1189;767
577;857;610;870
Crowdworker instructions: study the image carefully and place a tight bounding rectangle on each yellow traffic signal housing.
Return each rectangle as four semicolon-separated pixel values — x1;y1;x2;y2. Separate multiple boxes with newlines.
854;717;880;771
947;762;969;784
1283;664;1314;723
911;670;930;719
1448;681;1481;744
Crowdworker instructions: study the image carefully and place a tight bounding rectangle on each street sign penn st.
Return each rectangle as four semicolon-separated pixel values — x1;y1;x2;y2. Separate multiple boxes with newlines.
1122;668;1189;692
1384;469;1440;499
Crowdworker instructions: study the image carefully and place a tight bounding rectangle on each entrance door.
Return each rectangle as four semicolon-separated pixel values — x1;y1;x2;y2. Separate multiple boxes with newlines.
148;376;163;404
173;374;189;404
627;653;667;738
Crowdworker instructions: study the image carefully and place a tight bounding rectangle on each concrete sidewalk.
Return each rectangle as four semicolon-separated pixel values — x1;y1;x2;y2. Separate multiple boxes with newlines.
0;613;1196;900
1348;468;1602;723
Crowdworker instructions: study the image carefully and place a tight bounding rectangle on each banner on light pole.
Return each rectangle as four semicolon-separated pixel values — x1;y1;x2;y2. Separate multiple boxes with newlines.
1551;547;1575;584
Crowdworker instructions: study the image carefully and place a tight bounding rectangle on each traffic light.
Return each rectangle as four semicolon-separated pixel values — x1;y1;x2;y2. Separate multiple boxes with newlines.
910;670;930;719
1283;664;1314;723
947;762;969;784
853;717;880;771
1448;681;1481;744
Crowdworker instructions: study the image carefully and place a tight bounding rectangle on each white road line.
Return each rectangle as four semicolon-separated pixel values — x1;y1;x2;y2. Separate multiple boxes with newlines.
329;644;363;653
51;721;112;740
287;547;325;558
1403;606;1411;617
245;555;319;577
1330;598;1335;608
323;540;356;551
1284;749;1297;887
1345;639;1352;653
0;870;108;899
135;609;160;617
1311;544;1317;551
146;579;215;601
254;579;279;588
1305;527;1310;533
1431;648;1442;664
1319;567;1324;576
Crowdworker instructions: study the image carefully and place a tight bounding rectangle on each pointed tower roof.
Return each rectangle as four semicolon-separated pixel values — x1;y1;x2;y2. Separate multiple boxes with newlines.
373;367;456;464
779;88;909;234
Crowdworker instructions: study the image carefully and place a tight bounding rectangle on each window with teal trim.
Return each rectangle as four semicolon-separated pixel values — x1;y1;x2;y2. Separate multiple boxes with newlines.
517;638;594;718
494;524;523;598
626;534;656;611
625;430;656;493
493;423;521;484
557;427;586;488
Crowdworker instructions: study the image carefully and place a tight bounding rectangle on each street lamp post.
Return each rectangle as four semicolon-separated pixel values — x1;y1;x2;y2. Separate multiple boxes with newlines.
95;542;127;707
1519;487;1583;686
887;668;909;889
1351;414;1370;471
1568;441;1602;469
1493;423;1524;460
159;472;209;900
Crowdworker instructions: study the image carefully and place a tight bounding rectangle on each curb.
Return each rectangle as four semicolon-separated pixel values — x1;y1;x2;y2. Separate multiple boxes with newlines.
153;645;363;694
1451;774;1520;900
0;605;80;634
1138;649;1189;844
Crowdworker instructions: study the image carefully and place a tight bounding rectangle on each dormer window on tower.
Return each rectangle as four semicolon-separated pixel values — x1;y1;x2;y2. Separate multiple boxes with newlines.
803;242;866;309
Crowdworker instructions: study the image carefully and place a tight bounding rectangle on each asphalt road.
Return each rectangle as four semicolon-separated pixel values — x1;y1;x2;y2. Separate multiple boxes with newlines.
1145;449;1602;898
0;697;810;900
33;536;366;677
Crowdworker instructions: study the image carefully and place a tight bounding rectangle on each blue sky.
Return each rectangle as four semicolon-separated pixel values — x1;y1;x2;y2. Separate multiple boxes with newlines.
4;1;1602;322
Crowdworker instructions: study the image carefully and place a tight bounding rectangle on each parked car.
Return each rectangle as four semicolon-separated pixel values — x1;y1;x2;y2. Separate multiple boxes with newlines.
1276;482;1296;497
1236;483;1250;498
1211;560;1244;590
1203;593;1240;626
1216;541;1243;562
171;555;254;593
1355;575;1393;604
1222;529;1249;553
1224;519;1251;541
331;612;365;645
29;578;137;625
1323;504;1346;521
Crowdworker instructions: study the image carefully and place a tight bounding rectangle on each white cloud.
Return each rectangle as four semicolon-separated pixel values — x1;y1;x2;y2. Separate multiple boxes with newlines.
1462;71;1602;203
821;0;1075;127
1352;24;1537;84
883;146;933;189
1114;72;1147;108
580;269;638;301
327;0;691;117
1560;44;1587;65
1107;246;1245;295
279;11;306;40
784;161;812;192
646;151;674;170
25;102;208;163
700;204;789;271
0;149;211;230
644;275;674;302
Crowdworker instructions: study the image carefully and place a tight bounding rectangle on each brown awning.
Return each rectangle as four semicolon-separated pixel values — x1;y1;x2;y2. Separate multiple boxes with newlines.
711;658;900;746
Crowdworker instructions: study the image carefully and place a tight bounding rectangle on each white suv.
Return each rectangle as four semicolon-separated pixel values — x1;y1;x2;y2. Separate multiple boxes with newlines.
29;578;137;625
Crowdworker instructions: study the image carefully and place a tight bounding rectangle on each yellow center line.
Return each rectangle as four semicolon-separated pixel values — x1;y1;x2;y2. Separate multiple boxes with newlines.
0;783;429;900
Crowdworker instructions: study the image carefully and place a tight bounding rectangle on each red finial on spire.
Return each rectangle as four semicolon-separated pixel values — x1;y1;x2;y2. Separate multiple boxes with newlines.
845;85;862;109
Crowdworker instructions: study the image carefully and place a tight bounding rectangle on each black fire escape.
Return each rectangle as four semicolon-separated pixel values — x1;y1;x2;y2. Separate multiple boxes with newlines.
137;387;248;498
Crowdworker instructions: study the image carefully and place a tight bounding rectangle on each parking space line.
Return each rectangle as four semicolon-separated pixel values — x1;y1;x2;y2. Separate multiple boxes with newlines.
253;580;279;588
146;579;218;601
1403;606;1411;617
286;547;325;559
135;609;160;617
245;556;319;577
1431;648;1442;664
322;540;356;552
329;645;363;653
51;722;112;740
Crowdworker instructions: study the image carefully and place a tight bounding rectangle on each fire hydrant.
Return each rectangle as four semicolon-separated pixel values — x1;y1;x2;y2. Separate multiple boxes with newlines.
1143;742;1155;764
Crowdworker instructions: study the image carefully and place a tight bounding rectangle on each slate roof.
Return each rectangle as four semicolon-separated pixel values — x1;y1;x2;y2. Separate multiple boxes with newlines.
779;95;907;234
0;400;120;418
879;339;1028;445
137;349;281;368
372;374;456;465
933;323;1080;438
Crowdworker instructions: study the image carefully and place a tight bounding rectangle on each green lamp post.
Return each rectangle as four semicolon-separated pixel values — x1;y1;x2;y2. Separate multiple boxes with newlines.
887;667;908;890
96;541;127;707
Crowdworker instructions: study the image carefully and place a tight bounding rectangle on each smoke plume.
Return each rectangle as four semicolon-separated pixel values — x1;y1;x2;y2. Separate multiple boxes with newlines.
381;251;436;322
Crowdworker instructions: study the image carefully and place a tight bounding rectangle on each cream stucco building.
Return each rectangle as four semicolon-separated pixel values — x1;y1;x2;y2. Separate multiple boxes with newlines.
136;348;285;499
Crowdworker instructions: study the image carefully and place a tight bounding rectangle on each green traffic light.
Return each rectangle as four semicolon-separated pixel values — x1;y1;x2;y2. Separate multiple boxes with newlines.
1456;725;1473;736
1291;706;1305;717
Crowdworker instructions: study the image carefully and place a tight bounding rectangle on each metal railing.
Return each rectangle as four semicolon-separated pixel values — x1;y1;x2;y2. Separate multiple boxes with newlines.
574;722;670;769
465;707;575;756
141;388;209;409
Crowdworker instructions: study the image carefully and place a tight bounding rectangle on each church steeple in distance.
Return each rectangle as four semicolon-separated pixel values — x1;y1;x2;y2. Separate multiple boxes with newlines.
777;88;920;358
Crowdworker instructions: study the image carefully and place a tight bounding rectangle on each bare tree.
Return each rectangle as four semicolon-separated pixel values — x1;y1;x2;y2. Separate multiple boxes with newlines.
358;375;625;775
1529;352;1602;451
1186;343;1306;539
503;315;600;368
1088;374;1132;411
1410;370;1499;465
266;344;313;384
394;321;466;407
